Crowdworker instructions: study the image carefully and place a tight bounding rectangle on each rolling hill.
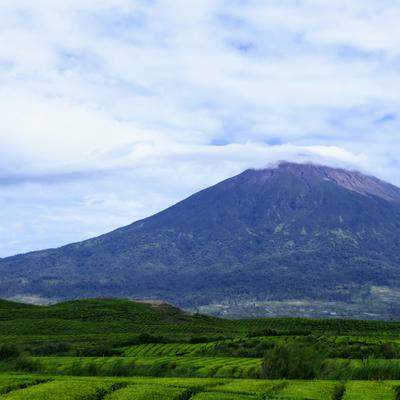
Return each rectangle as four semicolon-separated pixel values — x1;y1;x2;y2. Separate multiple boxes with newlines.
1;298;400;340
1;162;400;318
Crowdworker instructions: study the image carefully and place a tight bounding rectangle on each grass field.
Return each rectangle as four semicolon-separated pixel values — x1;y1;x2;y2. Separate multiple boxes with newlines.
2;298;400;398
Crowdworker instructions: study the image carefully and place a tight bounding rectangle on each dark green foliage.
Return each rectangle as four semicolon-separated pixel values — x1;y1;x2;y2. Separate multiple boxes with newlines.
109;334;169;348
133;333;168;344
108;360;136;377
323;359;400;381
321;337;400;359
0;378;50;395
262;343;326;379
0;345;19;360
29;342;71;356
395;385;400;400
332;383;346;400
247;329;279;337
322;360;353;380
15;356;42;373
189;337;219;344
381;342;399;359
199;338;275;358
75;344;122;357
351;359;400;380
87;361;99;376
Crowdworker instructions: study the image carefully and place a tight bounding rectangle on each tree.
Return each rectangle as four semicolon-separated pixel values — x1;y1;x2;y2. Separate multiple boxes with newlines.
262;343;325;379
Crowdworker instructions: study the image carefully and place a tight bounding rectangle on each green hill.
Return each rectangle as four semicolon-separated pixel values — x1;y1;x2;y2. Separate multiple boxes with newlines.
2;298;400;346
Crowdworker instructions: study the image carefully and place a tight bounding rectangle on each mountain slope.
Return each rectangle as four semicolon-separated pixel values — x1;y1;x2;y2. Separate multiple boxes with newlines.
1;162;400;318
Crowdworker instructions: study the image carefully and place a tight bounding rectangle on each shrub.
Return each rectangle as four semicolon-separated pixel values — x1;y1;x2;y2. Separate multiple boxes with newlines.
87;361;100;376
247;328;279;337
332;382;346;400
0;344;20;360
108;360;136;376
107;334;169;348
15;356;42;373
380;342;399;359
321;359;352;380
262;342;325;379
352;358;400;380
29;342;71;356
135;333;167;344
189;337;216;344
75;344;122;357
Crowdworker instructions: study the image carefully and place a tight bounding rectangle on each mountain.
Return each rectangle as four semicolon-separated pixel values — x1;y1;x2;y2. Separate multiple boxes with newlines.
1;161;400;319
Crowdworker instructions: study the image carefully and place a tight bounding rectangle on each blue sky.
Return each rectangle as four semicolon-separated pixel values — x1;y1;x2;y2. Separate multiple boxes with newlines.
0;0;400;256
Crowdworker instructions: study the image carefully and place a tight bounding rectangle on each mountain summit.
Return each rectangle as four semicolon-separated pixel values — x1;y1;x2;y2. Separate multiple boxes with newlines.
1;162;400;318
263;162;400;203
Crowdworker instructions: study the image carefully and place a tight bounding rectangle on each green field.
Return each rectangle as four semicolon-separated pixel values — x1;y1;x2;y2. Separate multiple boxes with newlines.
0;376;398;399
2;298;400;398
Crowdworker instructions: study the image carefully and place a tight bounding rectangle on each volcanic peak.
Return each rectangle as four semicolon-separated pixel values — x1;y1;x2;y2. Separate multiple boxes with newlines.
240;161;400;203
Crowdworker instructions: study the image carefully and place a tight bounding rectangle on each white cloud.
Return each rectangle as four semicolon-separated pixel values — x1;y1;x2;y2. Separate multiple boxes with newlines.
0;0;399;256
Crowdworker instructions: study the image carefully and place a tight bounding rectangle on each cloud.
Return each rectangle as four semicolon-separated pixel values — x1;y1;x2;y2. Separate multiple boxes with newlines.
0;0;399;256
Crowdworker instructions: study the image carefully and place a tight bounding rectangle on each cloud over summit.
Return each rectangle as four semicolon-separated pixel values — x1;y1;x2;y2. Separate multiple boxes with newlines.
0;0;399;256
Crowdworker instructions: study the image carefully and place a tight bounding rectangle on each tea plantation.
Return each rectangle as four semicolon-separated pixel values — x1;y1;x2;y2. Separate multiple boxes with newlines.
2;299;400;398
0;376;399;399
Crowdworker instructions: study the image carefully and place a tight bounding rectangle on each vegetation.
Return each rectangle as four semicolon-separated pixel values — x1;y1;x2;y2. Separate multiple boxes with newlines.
0;379;125;400
262;342;325;379
0;376;398;399
1;299;400;397
103;385;191;400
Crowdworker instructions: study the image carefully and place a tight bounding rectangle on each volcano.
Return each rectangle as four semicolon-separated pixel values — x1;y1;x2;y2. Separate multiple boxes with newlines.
1;162;400;318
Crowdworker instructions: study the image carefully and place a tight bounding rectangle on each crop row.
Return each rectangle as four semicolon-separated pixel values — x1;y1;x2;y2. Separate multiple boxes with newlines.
122;342;220;357
35;356;262;378
19;355;400;380
0;375;398;399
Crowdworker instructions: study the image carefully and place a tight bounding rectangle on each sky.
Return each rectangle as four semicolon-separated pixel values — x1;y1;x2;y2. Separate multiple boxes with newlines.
0;0;400;257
